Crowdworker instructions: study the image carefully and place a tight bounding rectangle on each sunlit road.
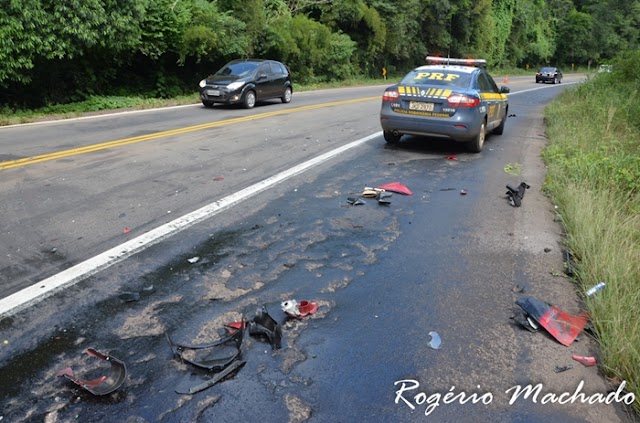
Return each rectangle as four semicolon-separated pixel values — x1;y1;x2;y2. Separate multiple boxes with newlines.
1;74;630;423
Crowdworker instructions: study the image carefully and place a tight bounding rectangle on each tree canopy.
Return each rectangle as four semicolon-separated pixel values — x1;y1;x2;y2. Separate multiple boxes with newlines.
1;0;638;108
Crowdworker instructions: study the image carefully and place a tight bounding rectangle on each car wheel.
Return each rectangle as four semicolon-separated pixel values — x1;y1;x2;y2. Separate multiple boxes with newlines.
282;87;292;103
553;77;558;84
202;101;214;108
468;121;486;153
493;111;507;135
383;130;402;143
243;90;256;109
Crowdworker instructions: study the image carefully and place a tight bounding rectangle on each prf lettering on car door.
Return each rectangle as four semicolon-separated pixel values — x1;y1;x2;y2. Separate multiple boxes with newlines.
415;72;460;82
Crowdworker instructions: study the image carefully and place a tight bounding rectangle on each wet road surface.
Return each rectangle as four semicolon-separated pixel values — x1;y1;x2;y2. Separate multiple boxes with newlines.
1;77;633;423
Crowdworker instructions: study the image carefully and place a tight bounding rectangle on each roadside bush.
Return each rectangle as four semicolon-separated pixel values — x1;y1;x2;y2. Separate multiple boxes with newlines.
542;52;640;412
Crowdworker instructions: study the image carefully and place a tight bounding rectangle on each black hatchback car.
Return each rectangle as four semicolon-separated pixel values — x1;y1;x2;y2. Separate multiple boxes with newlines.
199;59;293;109
535;67;563;84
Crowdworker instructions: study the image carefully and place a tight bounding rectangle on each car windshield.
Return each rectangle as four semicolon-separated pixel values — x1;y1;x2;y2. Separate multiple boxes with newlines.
540;67;556;72
215;62;259;78
400;69;472;88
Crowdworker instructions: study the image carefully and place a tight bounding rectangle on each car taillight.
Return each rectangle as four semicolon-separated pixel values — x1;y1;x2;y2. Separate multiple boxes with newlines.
382;89;399;102
447;93;480;108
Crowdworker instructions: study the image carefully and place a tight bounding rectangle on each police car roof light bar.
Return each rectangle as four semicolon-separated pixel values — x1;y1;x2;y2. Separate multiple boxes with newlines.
426;56;487;68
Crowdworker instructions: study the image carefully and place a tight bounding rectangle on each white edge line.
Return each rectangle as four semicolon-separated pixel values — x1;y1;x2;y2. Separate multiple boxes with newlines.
0;131;382;318
0;103;201;129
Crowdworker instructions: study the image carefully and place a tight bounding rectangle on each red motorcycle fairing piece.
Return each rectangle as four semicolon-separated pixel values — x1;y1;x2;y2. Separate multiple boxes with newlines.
516;296;589;347
377;182;413;195
57;348;127;395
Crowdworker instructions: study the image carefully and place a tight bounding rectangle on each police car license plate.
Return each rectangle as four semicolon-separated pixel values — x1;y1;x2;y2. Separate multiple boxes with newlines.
409;101;434;112
206;89;220;96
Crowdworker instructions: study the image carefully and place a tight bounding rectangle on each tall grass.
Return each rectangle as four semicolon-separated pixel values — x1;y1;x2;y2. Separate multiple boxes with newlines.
542;52;640;411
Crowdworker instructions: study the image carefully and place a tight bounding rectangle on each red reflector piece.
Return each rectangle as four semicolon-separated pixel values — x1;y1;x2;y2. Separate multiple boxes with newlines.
378;182;412;195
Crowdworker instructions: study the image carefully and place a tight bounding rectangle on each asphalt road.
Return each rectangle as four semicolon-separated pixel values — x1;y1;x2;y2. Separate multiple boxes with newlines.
0;75;635;422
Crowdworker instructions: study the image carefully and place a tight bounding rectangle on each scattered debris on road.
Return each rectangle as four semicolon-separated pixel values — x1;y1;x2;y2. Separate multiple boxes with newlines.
377;182;412;195
572;355;597;367
515;296;589;346
175;360;246;395
554;365;573;373
166;324;244;371
187;256;200;264
248;306;282;350
281;299;319;318
428;331;442;349
506;182;530;207
445;155;458;161
57;348;127;395
347;197;366;206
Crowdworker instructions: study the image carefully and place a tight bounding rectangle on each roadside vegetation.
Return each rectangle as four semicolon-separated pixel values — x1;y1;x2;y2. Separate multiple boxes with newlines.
542;51;640;411
1;0;637;112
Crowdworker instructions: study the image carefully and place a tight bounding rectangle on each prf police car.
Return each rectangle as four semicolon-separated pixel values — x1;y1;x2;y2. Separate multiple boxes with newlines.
380;57;509;153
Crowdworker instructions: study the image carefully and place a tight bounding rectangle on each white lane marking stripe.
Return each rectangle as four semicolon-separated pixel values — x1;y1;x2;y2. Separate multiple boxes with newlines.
0;132;382;317
507;81;581;96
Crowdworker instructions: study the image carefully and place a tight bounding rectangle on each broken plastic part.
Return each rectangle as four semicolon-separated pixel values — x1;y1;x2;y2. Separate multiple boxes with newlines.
428;331;442;349
281;300;301;317
445;155;458;160
224;321;247;334
572;355;597;367
248;306;282;350
175;360;246;395
57;348;127;395
361;189;381;198
377;182;412;195
515;297;589;347
281;300;318;318
554;365;573;373
298;300;318;317
166;322;244;371
511;313;538;333
347;197;366;206
506;182;530;207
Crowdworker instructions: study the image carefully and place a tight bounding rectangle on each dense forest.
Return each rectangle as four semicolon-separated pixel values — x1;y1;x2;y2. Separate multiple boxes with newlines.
1;0;639;108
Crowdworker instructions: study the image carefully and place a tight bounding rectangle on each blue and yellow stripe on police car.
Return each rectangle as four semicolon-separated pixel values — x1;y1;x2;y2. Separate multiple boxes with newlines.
479;93;508;100
398;86;452;99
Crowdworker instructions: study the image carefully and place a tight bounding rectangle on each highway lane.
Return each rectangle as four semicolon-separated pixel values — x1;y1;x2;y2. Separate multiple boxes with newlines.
2;72;628;423
0;76;569;303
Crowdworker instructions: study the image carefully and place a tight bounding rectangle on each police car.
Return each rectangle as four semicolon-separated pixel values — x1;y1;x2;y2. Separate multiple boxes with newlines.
380;57;509;153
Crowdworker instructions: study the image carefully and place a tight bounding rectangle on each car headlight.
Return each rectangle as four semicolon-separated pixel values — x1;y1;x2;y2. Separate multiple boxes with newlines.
199;79;207;88
227;81;245;90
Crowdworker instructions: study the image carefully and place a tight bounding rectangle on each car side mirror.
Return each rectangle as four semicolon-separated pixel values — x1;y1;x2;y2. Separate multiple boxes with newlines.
500;86;510;94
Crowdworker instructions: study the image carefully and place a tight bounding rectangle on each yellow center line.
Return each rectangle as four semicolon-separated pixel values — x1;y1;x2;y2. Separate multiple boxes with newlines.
1;96;380;170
